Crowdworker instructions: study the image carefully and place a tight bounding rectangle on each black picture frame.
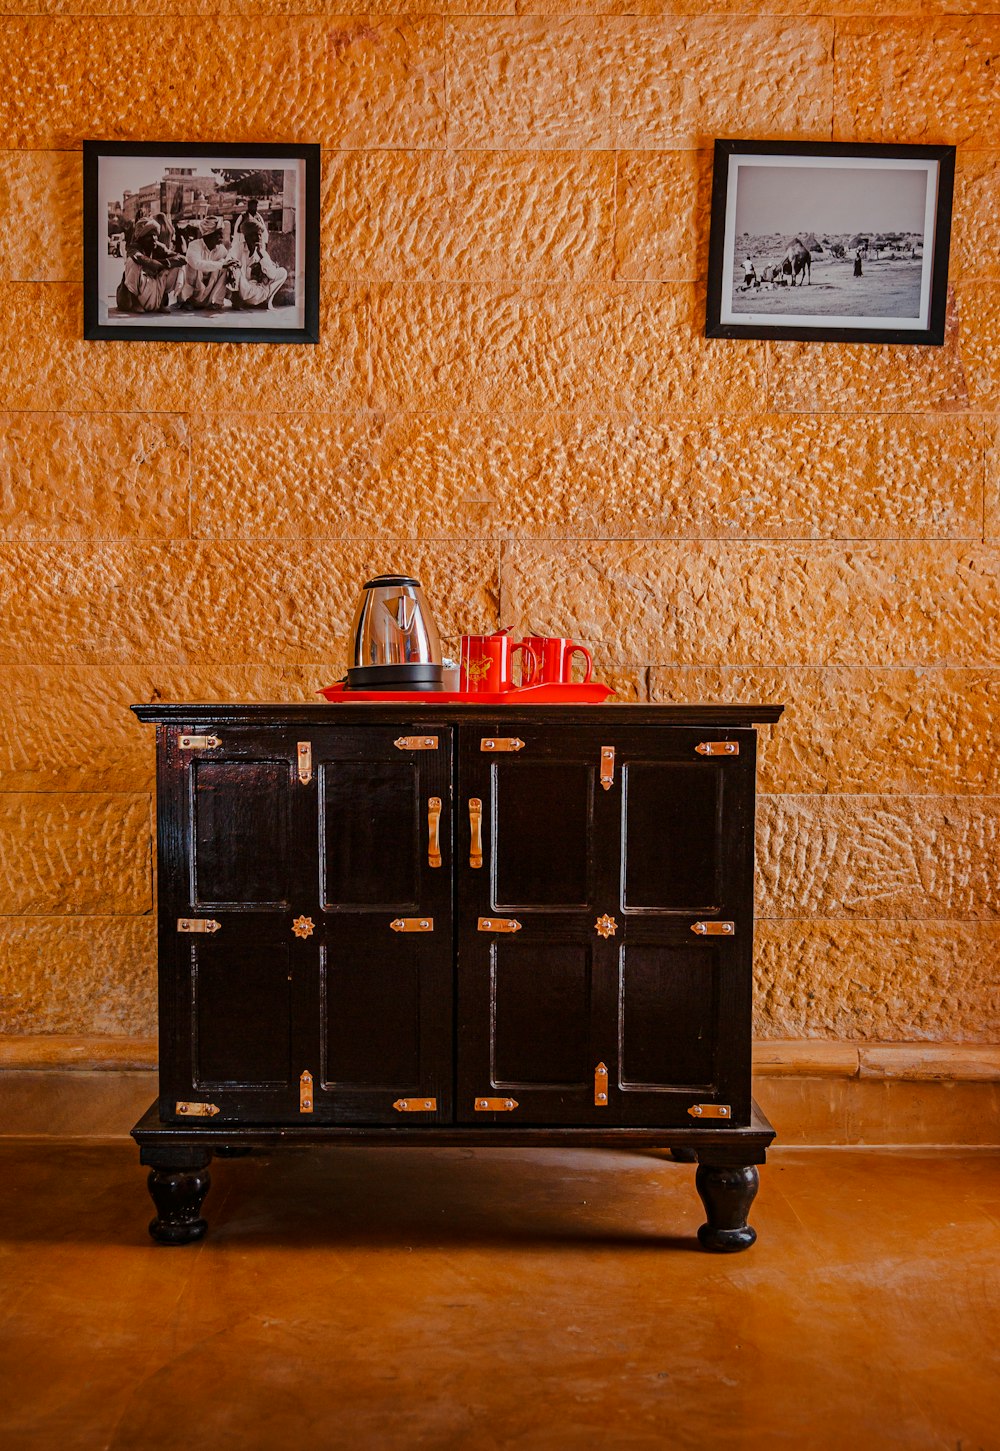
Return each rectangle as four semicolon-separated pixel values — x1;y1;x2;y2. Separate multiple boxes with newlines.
83;141;320;343
705;140;955;345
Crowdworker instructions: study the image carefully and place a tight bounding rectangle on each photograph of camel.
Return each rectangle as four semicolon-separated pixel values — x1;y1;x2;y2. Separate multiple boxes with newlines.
705;141;955;345
83;142;320;343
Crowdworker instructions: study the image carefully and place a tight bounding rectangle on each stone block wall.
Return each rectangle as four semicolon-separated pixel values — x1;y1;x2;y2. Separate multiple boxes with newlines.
0;4;998;1056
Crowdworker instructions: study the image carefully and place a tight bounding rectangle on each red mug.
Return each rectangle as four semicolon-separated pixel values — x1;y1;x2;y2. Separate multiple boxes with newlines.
523;635;594;685
460;633;538;693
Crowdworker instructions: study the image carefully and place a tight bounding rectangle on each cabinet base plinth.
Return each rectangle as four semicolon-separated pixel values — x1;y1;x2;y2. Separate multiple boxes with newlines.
133;1101;774;1250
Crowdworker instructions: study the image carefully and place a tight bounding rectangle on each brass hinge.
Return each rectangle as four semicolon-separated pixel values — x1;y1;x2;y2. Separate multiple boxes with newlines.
478;917;521;933
691;921;735;936
390;917;434;932
688;1104;731;1119
600;745;615;790
178;734;221;750
297;741;312;784
175;1100;219;1117
595;1062;609;1106
177;918;221;934
395;735;439;751
481;737;524;753
300;1070;314;1114
696;741;739;757
393;1097;438;1112
475;1096;519;1112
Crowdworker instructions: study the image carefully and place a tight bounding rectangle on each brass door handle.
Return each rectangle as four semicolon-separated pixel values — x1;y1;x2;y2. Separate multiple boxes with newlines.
428;796;442;868
469;798;483;870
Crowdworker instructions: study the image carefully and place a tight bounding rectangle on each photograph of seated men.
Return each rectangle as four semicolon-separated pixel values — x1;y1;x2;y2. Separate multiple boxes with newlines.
91;150;312;337
113;213;292;316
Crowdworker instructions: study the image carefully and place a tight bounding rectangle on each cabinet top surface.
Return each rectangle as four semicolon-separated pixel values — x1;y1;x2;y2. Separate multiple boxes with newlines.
132;701;783;727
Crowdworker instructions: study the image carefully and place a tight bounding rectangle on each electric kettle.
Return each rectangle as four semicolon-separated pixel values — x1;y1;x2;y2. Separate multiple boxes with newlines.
346;575;444;690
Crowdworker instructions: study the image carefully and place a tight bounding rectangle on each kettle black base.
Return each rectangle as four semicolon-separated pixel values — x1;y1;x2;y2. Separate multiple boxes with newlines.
345;664;444;691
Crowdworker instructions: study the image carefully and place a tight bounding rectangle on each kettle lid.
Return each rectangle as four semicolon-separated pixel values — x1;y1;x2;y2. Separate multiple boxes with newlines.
363;574;422;588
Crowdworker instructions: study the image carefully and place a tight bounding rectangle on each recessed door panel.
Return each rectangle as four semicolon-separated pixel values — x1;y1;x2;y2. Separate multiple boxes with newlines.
192;759;292;907
491;941;592;1088
322;941;421;1090
191;937;293;1088
619;943;718;1089
622;762;722;913
321;759;420;911
493;760;594;910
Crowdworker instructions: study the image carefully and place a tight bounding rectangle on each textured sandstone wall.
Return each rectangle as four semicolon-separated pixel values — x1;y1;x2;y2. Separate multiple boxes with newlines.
0;4;998;1054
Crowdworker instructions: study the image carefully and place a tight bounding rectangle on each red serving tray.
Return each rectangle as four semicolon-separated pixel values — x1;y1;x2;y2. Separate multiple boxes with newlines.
317;681;616;705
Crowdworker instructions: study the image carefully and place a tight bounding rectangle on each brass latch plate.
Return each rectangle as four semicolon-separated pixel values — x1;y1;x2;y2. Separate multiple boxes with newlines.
481;737;524;752
687;1104;731;1119
478;917;521;933
691;921;735;936
297;741;313;784
175;1100;219;1117
600;745;615;790
395;735;439;751
390;917;434;932
300;1070;314;1114
475;1097;519;1112
178;734;221;750
393;1097;438;1112
595;1062;609;1106
177;918;221;934
696;741;739;756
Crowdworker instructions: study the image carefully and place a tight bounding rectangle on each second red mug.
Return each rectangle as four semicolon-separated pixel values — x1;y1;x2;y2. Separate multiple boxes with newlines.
523;635;594;684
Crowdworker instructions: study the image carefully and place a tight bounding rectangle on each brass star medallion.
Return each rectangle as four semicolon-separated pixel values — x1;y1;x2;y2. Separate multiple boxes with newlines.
292;915;315;939
594;914;618;939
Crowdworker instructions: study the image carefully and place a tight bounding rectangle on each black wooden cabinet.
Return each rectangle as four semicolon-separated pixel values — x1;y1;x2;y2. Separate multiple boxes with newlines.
133;703;781;1251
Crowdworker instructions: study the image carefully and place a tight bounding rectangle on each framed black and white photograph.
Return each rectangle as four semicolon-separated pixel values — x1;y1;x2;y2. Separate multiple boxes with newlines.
705;140;955;345
83;142;320;343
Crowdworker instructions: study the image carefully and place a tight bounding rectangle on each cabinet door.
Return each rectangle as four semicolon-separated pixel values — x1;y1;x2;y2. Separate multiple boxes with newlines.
159;727;315;1122
309;726;453;1124
456;726;616;1124
613;726;755;1126
456;724;755;1128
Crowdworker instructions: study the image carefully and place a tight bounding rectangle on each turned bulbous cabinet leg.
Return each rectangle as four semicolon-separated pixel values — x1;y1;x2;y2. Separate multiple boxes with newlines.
695;1162;760;1253
141;1149;214;1245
